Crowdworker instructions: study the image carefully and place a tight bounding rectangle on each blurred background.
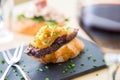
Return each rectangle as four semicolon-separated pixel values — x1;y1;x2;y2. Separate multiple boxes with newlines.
0;0;82;50
0;0;120;80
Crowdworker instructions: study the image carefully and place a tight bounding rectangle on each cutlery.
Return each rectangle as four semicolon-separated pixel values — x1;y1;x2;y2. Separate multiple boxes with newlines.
1;43;31;80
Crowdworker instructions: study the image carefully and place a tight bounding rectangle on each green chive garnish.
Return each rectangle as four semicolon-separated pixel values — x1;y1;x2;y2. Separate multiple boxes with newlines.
67;65;71;69
65;68;68;72
20;76;24;80
27;71;29;73
36;46;39;49
38;68;43;72
62;70;66;74
22;68;24;71
102;59;105;62
58;63;62;66
65;18;69;22
45;77;50;80
29;43;32;46
66;27;70;31
93;58;97;62
16;73;18;76
0;69;2;73
4;78;8;80
87;55;92;60
72;70;76;73
53;32;58;36
93;64;97;68
45;66;49;69
0;59;5;64
23;64;26;67
71;64;76;68
13;69;17;73
80;63;84;66
96;73;99;76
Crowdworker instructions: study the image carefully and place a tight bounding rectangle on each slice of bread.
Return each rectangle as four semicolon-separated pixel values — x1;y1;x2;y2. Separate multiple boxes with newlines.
29;38;84;63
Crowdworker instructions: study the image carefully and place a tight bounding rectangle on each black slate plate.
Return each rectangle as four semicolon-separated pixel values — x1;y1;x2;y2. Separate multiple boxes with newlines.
0;36;106;80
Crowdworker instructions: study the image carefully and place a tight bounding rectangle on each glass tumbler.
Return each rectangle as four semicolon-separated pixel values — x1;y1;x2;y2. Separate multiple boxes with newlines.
0;0;14;44
77;0;120;80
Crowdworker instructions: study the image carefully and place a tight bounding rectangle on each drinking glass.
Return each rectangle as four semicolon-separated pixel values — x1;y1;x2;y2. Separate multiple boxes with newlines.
0;0;14;44
77;0;120;80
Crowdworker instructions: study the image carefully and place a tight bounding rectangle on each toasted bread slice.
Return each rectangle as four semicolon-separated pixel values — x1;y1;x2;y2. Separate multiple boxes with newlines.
30;38;84;63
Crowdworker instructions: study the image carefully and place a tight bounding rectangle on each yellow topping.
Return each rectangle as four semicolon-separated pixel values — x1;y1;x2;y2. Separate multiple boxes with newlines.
33;25;73;49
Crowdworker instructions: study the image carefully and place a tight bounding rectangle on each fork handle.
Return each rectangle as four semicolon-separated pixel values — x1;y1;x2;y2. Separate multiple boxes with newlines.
14;64;31;80
0;64;12;80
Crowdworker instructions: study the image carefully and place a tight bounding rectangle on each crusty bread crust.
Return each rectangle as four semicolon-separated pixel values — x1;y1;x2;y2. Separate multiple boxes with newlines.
29;38;84;64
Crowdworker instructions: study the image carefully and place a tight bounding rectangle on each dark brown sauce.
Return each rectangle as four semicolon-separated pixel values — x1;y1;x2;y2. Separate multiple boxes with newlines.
79;4;120;50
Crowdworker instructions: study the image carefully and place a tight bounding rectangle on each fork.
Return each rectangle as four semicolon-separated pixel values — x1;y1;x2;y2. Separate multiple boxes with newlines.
1;43;31;80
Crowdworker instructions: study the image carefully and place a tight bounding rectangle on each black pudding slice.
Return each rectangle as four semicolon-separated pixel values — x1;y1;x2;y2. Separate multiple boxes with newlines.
24;29;78;58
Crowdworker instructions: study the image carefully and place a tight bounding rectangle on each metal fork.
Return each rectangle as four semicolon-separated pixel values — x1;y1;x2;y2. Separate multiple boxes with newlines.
0;43;31;80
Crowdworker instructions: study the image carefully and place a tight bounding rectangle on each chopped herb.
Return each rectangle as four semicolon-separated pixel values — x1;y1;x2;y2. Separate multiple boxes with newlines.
13;69;17;73
38;68;43;72
87;55;92;60
80;63;84;66
26;71;29;73
45;77;50;80
65;68;68;72
52;32;58;36
36;46;39;49
44;32;47;35
70;60;73;63
0;69;2;73
70;64;76;68
20;76;24;80
0;59;5;64
16;73;18;76
23;64;26;67
96;73;99;76
70;70;76;73
46;20;57;25
34;39;36;42
58;63;62;66
17;14;25;20
46;25;49;28
29;43;32;46
62;70;66;74
67;65;71;69
65;18;69;22
22;68;24;71
93;64;97;68
102;59;105;62
4;78;8;80
93;58;97;62
65;27;70;31
45;66;49;69
31;16;45;22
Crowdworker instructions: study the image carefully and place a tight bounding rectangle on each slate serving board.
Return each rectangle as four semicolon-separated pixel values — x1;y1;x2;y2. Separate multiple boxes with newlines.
0;36;106;80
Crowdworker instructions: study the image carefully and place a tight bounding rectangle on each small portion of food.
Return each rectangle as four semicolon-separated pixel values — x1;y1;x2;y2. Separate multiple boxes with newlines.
24;25;84;64
13;0;69;35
